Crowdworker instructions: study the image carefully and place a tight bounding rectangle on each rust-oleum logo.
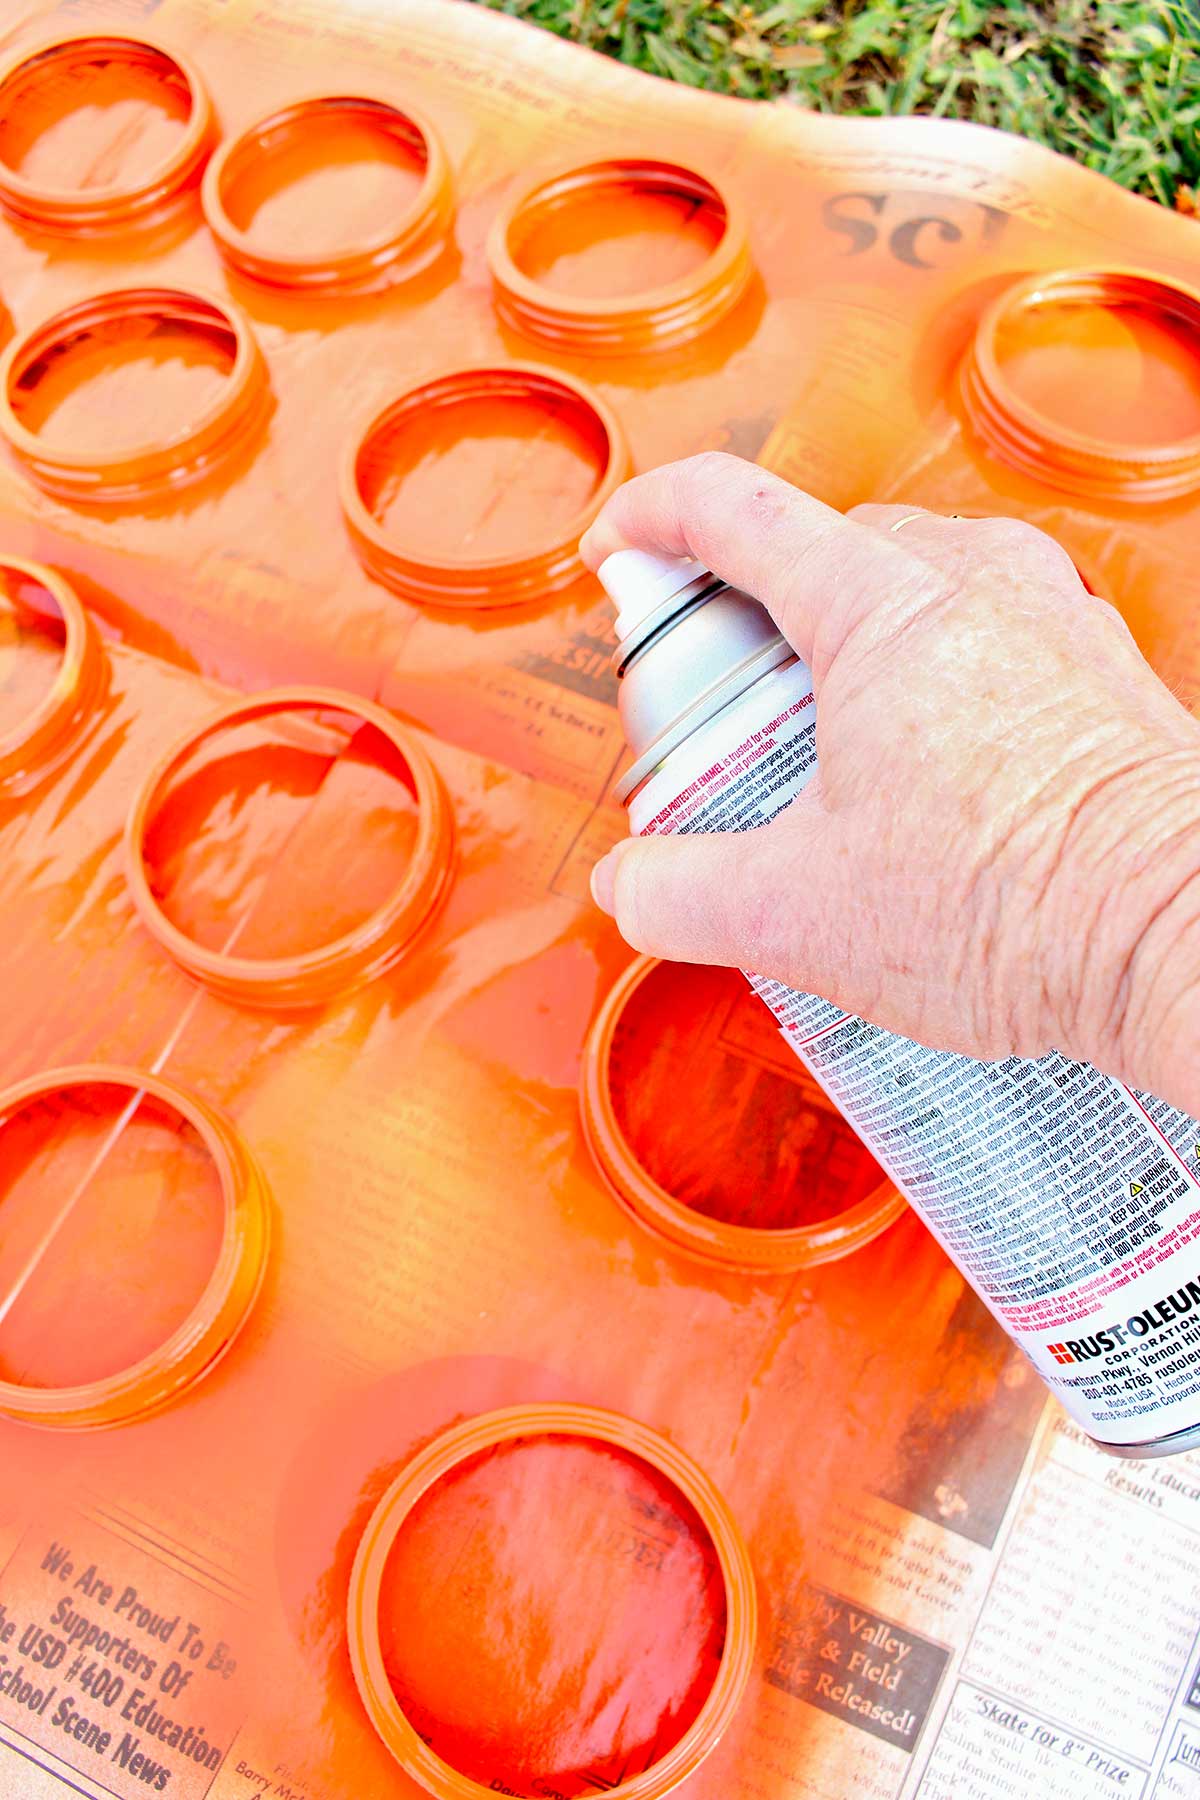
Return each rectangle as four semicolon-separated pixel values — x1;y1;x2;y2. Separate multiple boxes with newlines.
1044;1274;1200;1365
1044;1331;1125;1363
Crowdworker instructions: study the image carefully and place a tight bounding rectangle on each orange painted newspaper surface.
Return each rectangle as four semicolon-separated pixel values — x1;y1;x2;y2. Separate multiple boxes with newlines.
1;3;1200;1799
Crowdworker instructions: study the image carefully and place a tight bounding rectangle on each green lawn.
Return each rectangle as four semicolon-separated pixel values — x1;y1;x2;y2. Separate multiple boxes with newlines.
472;0;1200;207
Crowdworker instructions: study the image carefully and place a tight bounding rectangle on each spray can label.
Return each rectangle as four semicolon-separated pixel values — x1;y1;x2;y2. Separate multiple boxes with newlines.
627;655;1200;1448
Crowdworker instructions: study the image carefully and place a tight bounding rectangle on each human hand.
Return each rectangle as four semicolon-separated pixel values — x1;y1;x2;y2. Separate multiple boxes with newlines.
581;453;1200;1116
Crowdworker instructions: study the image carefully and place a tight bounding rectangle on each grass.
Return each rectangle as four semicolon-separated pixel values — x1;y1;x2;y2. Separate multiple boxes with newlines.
471;0;1200;208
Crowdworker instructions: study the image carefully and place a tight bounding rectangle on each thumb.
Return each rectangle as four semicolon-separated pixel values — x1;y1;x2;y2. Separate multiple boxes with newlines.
591;798;843;980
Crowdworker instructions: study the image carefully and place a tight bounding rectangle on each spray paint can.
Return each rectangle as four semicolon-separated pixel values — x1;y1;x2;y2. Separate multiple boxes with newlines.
600;547;1200;1458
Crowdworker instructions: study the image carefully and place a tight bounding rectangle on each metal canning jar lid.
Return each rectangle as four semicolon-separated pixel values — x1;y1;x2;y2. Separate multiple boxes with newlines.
340;362;629;607
0;558;105;793
202;93;454;293
487;157;752;354
0;285;269;504
581;955;907;1273
124;687;456;1009
0;1064;269;1431
962;267;1200;503
347;1402;757;1800
0;33;214;233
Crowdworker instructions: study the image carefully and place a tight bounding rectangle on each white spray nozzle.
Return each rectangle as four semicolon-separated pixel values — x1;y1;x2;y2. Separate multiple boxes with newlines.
597;548;710;642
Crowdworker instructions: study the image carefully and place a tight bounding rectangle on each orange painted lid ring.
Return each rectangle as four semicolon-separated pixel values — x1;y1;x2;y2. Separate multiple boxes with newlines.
581;955;907;1272
0;1065;269;1432
124;687;456;1009
0;34;214;232
488;158;752;353
202;94;454;292
341;363;629;607
347;1403;757;1800
963;267;1200;502
0;286;268;505
0;558;105;792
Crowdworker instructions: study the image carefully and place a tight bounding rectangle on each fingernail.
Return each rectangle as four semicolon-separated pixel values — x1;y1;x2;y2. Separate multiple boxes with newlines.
590;846;620;915
579;526;606;572
580;525;628;572
578;521;599;561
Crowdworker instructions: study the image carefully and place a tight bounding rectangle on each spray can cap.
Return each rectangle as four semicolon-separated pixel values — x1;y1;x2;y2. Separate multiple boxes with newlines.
597;548;711;642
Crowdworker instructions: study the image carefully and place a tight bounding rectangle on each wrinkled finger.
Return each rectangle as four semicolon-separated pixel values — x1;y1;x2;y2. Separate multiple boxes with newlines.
579;452;946;669
590;790;855;994
852;503;1091;602
849;502;953;536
